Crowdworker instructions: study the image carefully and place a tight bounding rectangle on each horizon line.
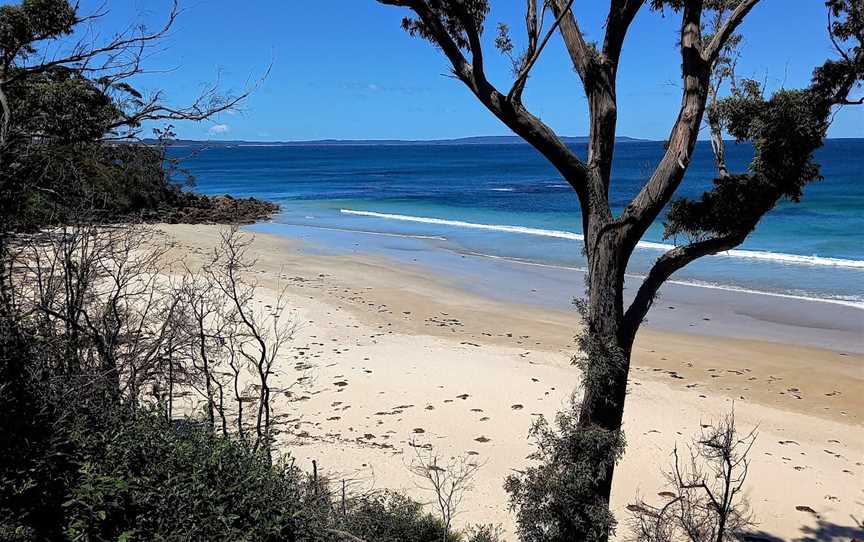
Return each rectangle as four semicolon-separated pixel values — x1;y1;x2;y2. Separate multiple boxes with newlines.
162;134;864;145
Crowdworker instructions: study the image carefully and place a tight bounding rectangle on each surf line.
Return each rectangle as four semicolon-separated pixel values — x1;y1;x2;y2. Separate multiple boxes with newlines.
340;209;864;270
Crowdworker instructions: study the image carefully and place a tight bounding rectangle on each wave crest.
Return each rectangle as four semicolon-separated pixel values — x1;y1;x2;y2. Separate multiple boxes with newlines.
340;209;864;269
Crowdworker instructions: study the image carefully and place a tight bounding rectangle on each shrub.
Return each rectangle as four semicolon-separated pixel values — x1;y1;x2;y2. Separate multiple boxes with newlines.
337;491;451;542
61;411;329;542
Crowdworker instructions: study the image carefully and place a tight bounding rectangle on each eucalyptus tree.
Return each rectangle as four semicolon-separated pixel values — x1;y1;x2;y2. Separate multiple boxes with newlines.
376;0;863;539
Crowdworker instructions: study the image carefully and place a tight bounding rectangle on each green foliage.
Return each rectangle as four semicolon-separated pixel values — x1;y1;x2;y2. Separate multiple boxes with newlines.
0;321;78;540
666;86;833;240
666;1;863;242
8;69;119;144
494;22;513;55
62;412;329;542
463;523;504;542
337;492;450;542
400;0;489;51
504;396;625;542
0;0;75;59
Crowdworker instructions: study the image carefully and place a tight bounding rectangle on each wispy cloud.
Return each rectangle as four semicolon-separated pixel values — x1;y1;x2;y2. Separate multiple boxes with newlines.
208;124;230;135
334;81;430;96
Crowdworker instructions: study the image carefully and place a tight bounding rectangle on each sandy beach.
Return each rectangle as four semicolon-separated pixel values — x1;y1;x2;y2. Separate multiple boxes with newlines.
158;224;863;541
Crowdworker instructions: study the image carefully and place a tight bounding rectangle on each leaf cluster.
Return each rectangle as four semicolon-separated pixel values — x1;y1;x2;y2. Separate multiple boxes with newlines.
0;0;75;61
400;0;490;51
504;396;625;542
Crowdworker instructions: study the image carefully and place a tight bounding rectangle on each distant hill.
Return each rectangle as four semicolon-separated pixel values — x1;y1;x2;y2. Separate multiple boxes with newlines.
152;135;652;147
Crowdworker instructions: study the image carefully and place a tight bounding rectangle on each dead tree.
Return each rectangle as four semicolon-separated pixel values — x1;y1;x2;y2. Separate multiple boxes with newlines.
205;227;295;455
9;224;198;417
628;411;757;542
409;442;484;541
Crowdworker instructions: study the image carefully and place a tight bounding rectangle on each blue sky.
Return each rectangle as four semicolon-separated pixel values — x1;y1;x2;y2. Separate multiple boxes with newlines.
72;1;864;140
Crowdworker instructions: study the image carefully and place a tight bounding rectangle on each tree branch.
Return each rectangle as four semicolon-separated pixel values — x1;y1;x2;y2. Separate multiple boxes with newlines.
703;0;760;63
7;1;181;85
623;232;744;334
378;0;590;200
549;0;594;86
601;0;646;68
617;0;708;251
508;0;577;103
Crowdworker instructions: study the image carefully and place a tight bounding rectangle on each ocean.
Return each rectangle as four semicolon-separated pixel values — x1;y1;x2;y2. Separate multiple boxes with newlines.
171;139;864;307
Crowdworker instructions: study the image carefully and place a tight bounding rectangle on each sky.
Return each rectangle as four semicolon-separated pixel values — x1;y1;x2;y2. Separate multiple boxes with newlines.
52;1;864;140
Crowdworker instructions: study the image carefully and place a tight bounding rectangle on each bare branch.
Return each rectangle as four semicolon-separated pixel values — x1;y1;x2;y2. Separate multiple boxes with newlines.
379;0;591;200
508;0;577;103
703;0;760;63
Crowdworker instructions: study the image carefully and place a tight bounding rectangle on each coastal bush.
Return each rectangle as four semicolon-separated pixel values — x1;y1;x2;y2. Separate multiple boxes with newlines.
336;491;451;542
463;524;506;542
0;317;78;540
0;2;460;541
0;225;457;542
0;1;275;234
62;411;329;542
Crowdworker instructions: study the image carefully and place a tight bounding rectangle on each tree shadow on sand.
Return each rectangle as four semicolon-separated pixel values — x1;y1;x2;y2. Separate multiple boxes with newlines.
743;516;864;542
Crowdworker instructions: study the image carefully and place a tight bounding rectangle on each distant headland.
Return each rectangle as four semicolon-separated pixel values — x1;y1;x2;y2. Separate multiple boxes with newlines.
153;135;651;147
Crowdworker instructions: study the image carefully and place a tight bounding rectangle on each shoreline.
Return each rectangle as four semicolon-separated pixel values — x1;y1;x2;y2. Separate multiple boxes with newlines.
249;221;864;354
156;223;864;541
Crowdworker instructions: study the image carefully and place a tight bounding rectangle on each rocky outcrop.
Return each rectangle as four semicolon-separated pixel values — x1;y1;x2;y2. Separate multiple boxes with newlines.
138;193;279;225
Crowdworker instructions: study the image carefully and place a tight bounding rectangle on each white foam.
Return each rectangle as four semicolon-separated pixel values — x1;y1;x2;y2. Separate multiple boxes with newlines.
340;209;864;269
460;251;864;309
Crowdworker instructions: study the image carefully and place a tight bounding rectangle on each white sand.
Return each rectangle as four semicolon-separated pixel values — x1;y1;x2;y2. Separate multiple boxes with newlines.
158;224;864;540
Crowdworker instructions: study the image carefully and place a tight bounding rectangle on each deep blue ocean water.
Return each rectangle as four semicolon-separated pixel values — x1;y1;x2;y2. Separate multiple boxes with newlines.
171;139;864;305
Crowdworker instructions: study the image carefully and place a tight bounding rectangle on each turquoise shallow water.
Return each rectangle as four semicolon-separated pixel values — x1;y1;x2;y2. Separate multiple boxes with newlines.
171;139;864;305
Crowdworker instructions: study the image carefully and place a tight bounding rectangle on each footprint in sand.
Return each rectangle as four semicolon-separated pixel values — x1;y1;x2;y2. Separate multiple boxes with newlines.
413;428;425;434
474;436;491;443
457;394;470;400
511;404;524;410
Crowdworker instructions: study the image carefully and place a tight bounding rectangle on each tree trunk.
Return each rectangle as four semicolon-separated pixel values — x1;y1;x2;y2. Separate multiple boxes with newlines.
708;116;729;177
577;226;637;542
